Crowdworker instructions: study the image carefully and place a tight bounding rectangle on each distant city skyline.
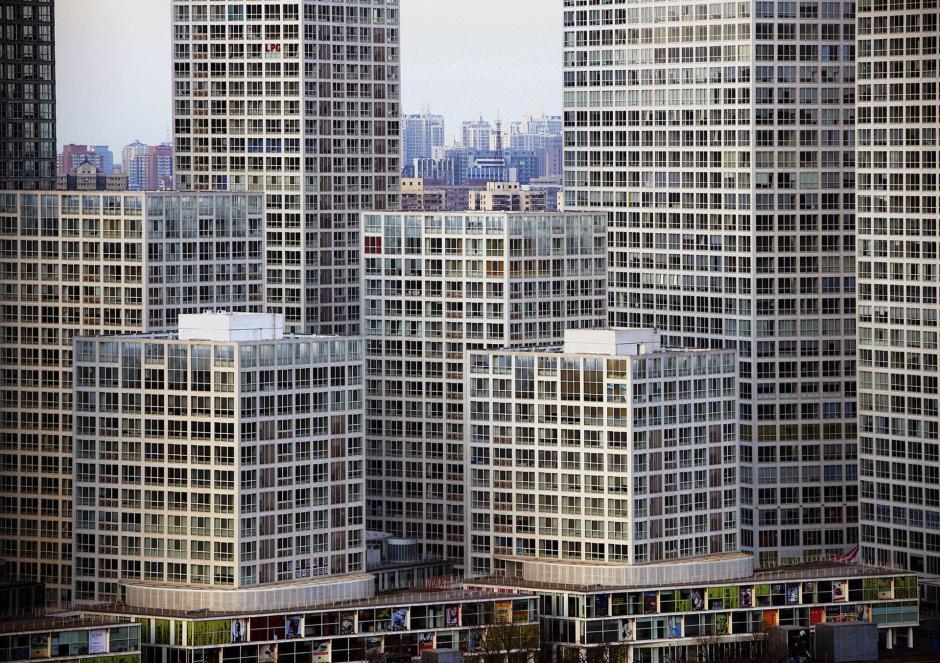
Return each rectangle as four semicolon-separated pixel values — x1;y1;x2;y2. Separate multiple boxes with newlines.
54;0;561;151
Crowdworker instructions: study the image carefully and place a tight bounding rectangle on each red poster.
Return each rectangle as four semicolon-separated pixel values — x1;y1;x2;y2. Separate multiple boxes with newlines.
810;607;825;626
761;610;779;630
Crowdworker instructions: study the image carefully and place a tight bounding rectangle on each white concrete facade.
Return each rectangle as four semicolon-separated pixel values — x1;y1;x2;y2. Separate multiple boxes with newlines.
72;315;366;603
0;190;265;605
465;333;739;577
171;0;402;336
857;0;940;574
361;212;608;567
562;0;859;566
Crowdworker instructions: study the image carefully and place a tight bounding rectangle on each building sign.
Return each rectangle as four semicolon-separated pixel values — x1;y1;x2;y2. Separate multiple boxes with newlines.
495;601;512;624
88;629;109;655
265;44;282;59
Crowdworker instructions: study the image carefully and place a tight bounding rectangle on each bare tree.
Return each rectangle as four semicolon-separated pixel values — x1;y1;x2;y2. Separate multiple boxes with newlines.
473;622;540;663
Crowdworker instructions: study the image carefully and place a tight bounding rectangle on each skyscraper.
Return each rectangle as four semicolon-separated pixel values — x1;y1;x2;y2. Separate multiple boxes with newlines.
121;140;150;191
362;211;607;566
403;105;445;175
171;0;402;335
0;191;265;604
0;0;56;190
562;0;859;566
857;0;940;574
461;114;493;151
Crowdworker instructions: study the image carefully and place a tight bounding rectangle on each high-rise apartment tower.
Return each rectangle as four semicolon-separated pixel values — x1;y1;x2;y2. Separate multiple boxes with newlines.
563;0;859;565
857;0;940;574
171;0;402;335
0;0;56;190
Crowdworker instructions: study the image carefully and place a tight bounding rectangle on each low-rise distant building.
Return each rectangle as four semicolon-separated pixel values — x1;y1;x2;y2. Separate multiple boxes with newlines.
468;181;545;212
401;177;446;211
56;161;128;191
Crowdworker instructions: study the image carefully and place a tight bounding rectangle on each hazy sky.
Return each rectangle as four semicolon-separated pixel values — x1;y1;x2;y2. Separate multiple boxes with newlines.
56;0;561;154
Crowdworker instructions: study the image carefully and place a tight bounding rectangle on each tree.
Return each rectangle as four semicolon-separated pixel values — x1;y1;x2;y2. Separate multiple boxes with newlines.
474;622;540;663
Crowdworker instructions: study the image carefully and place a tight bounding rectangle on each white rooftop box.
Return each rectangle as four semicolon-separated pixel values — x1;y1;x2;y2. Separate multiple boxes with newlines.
178;312;285;342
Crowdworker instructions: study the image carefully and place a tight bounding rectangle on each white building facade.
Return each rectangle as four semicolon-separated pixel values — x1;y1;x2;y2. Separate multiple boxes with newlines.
465;329;739;577
72;313;366;604
361;212;608;566
170;0;401;336
856;0;940;574
0;191;264;604
562;0;859;566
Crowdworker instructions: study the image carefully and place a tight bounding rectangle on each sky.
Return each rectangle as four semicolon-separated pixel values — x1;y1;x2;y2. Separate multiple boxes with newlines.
55;0;562;154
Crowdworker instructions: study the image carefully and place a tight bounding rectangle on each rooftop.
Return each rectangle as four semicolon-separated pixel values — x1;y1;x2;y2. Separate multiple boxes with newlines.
79;588;537;620
468;561;914;594
0;614;134;635
178;312;284;342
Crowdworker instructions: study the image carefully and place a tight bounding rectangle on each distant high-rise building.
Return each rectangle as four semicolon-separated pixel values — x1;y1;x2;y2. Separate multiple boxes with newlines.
0;0;56;189
563;0;859;566
72;312;366;603
172;0;401;336
0;190;265;604
121;141;173;191
362;212;607;566
121;140;150;190
461;115;493;151
59;144;100;175
145;142;173;191
89;144;114;173
857;1;940;575
403;106;445;176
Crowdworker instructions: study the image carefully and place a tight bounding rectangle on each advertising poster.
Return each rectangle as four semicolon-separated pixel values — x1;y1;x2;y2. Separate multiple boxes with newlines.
495;601;513;624
285;615;302;639
365;637;383;654
857;605;872;623
878;578;893;599
259;643;278;663
833;580;848;602
755;584;771;607
594;593;609;617
619;620;633;642
231;619;248;643
391;608;408;631
709;598;723;611
739;586;753;608
29;635;49;659
467;629;484;651
88;629;109;655
340;614;355;635
418;633;435;654
644;592;658;614
809;607;825;626
690;589;704;611
667;617;681;638
786;584;800;605
761;610;779;630
715;613;729;635
445;605;460;627
312;641;331;661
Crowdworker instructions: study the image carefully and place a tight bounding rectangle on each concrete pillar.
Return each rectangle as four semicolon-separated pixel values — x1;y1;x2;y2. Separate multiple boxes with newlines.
886;627;893;650
907;626;914;648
